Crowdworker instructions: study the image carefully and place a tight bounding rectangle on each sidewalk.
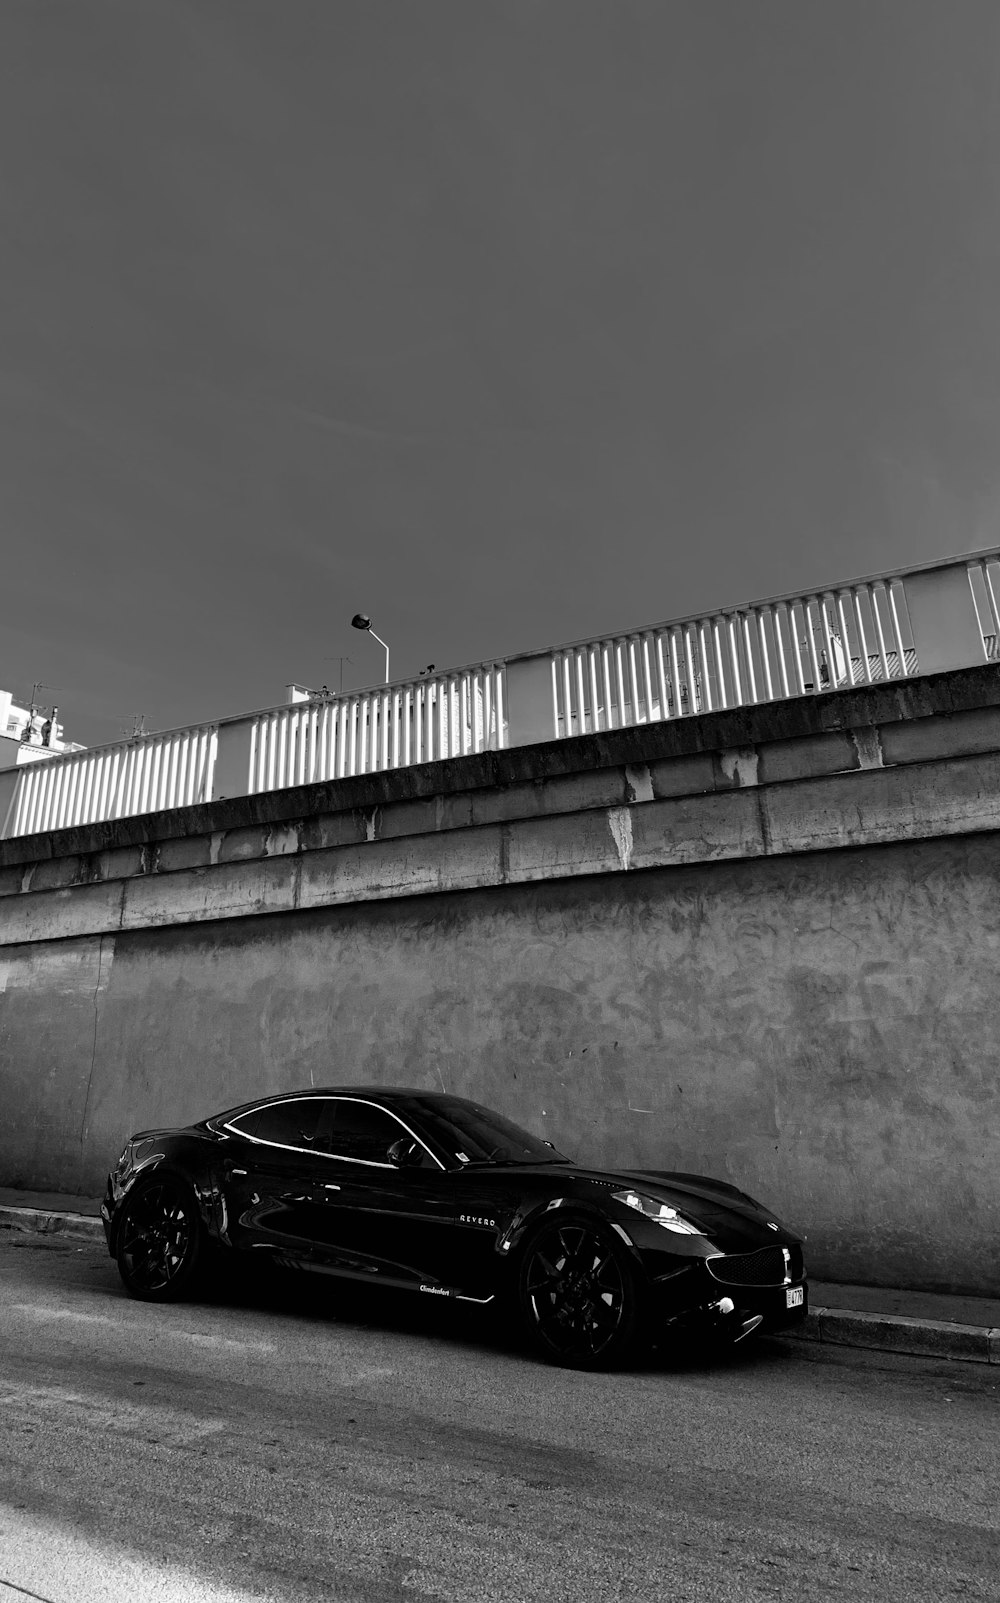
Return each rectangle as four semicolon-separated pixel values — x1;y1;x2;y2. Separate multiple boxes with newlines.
2;1186;998;1366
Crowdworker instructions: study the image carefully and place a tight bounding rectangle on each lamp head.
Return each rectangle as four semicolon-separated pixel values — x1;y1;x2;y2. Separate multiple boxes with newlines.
351;614;371;631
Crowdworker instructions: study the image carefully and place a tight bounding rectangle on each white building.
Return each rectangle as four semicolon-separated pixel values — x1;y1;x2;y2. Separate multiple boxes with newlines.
0;689;84;771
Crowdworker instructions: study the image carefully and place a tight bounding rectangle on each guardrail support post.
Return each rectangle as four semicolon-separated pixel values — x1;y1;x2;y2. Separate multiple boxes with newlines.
903;566;988;675
211;718;254;801
505;656;556;745
0;768;21;839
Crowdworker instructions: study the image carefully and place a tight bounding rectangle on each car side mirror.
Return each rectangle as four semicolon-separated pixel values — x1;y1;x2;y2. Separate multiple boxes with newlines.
387;1137;422;1168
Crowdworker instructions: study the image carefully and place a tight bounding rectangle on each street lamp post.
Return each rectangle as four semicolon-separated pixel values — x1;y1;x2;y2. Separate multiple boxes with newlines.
351;614;390;683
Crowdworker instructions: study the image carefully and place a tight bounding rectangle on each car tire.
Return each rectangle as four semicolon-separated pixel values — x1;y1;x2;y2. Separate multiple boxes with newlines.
516;1212;645;1369
115;1174;205;1303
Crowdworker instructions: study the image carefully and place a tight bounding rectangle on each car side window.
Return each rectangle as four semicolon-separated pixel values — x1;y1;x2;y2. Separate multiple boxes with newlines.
323;1100;421;1166
229;1098;323;1151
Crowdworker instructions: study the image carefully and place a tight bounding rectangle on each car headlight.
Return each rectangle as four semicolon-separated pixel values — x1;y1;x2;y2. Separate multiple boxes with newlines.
612;1189;706;1235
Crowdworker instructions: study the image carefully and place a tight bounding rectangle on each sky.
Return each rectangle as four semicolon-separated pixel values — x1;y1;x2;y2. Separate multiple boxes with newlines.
3;1;1000;746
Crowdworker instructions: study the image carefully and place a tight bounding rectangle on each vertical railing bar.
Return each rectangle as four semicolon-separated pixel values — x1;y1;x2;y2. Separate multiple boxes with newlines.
559;653;572;738
789;604;807;694
756;610;774;702
710;620;728;709
887;581;908;677
655;634;670;721
89;753;106;820
726;617;743;704
626;639;641;725
740;614;758;703
175;737;190;808
158;740;173;811
574;651;588;735
262;717;274;792
871;583;891;681
38;764;55;832
610;642;624;729
145;743;161;812
122;747;139;816
482;671;490;751
277;713;289;789
682;627;697;714
134;742;152;814
47;761;66;830
51;761;66;829
11;770;29;837
72;754;89;825
836;592;852;686
598;644;612;730
66;756;84;825
818;594;837;693
21;767;40;836
668;631;682;717
694;623;711;712
95;751;113;819
641;634;657;720
804;599;823;692
403;689;412;766
773;605;791;698
982;561;1000;643
248;721;260;794
336;701;345;777
47;756;65;827
586;644;602;734
26;765;44;834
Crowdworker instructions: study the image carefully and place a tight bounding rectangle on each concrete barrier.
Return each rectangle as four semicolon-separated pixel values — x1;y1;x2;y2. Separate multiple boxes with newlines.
3;666;1000;1296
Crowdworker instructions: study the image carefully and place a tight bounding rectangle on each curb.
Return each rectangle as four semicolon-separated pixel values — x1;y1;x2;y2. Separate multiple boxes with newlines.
784;1307;1000;1366
0;1205;105;1244
3;1203;999;1366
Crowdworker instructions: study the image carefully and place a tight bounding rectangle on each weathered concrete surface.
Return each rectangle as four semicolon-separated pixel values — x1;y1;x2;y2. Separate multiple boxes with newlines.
3;835;1000;1293
3;667;1000;1295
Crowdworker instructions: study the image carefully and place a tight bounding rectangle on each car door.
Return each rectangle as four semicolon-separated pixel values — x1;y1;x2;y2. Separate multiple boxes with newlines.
310;1098;516;1296
218;1096;333;1258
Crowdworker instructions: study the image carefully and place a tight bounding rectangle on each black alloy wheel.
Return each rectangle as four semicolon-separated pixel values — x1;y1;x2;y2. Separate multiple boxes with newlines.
517;1216;642;1369
116;1176;204;1302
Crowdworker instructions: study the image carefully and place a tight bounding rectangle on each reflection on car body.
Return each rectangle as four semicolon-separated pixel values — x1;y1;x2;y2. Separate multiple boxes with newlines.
102;1087;807;1369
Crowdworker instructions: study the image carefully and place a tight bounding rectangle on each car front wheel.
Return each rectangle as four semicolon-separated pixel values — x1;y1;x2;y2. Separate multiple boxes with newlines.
516;1214;644;1369
115;1175;204;1302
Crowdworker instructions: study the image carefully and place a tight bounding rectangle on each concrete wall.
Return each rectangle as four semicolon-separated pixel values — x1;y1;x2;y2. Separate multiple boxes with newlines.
3;666;1000;1294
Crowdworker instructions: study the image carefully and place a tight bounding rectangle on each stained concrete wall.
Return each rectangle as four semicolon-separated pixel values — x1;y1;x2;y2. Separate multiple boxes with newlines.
3;667;1000;1294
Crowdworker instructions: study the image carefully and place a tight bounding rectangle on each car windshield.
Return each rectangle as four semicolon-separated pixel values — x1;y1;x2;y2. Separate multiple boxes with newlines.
413;1097;569;1167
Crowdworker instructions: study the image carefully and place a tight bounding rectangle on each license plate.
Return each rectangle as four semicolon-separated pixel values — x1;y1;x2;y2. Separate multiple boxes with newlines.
786;1286;805;1309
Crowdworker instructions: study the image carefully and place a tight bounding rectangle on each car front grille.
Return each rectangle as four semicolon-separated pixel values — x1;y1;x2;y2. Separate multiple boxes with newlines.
706;1244;804;1287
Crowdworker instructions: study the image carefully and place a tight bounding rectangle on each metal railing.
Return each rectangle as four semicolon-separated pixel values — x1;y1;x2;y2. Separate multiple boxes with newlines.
3;721;218;839
550;574;914;733
247;665;505;790
2;549;998;838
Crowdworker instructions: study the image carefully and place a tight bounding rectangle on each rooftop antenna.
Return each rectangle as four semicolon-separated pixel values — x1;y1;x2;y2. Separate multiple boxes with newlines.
323;655;353;693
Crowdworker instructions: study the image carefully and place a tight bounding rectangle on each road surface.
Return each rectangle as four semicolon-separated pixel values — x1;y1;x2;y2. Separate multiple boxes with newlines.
1;1231;997;1602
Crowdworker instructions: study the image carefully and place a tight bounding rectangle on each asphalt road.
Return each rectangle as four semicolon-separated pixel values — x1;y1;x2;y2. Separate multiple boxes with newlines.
1;1233;998;1603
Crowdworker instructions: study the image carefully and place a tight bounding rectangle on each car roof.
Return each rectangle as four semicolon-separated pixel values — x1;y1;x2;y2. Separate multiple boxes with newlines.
247;1087;459;1102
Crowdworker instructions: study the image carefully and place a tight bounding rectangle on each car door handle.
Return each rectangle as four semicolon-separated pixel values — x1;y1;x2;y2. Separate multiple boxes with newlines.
322;1183;340;1192
228;1168;248;1177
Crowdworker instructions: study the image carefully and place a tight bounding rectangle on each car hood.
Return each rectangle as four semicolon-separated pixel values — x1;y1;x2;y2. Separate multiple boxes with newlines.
553;1163;803;1248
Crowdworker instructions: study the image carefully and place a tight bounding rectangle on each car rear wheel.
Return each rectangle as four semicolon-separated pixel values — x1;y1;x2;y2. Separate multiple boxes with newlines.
516;1215;643;1369
116;1175;204;1302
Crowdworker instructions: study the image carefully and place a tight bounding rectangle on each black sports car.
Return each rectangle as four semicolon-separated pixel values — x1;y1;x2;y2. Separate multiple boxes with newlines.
102;1087;807;1368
